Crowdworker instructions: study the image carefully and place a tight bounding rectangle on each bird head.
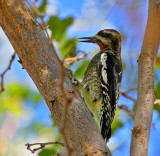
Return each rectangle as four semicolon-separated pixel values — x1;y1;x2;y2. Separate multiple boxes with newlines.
79;29;121;53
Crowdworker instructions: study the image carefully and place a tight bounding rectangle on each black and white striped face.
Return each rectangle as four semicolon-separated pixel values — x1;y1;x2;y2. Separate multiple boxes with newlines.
94;29;121;51
79;29;121;53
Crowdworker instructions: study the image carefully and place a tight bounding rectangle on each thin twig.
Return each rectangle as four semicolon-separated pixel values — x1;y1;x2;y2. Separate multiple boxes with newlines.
0;52;16;94
25;142;64;153
41;13;74;156
63;49;88;60
47;23;74;156
26;1;74;155
120;88;137;103
120;88;137;94
63;51;90;62
63;51;90;66
118;104;135;117
26;0;45;18
29;0;38;7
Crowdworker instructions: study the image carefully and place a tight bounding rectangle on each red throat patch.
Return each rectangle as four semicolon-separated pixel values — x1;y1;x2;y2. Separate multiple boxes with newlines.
98;43;104;50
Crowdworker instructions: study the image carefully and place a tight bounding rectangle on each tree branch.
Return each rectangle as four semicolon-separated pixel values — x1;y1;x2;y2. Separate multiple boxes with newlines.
25;142;64;153
118;104;135;117
0;52;16;94
130;0;160;155
120;88;137;103
0;0;111;155
63;51;90;67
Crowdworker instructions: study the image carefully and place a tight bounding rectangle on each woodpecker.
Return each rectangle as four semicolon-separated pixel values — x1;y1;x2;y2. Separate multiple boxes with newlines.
79;29;122;142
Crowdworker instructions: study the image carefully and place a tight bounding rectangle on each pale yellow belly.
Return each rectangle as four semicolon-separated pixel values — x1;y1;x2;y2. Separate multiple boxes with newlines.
82;88;102;123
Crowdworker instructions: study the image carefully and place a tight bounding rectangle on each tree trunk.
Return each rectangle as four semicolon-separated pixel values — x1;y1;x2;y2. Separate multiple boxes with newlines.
130;0;160;155
0;0;111;155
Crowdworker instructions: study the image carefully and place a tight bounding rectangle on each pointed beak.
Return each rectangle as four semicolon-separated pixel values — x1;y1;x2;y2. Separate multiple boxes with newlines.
79;37;96;43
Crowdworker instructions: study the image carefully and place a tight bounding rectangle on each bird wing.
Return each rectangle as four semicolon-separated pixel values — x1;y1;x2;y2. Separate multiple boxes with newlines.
98;51;122;141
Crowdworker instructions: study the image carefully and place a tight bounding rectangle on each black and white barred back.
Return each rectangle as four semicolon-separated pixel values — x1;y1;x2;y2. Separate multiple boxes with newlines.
98;50;122;142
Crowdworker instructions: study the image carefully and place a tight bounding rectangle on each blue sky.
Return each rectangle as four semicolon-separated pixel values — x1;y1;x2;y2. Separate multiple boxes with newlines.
0;0;160;155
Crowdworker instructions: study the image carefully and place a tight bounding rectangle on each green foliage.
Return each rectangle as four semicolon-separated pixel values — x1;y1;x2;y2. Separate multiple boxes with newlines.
111;119;123;135
59;36;78;58
31;122;61;138
32;123;45;132
34;93;41;104
31;0;47;18
154;104;160;118
48;16;73;42
155;82;160;99
38;0;47;13
111;109;123;134
0;83;41;116
122;61;126;70
50;115;58;127
31;117;62;143
74;60;90;78
7;83;41;105
48;15;79;58
154;82;160;117
8;83;29;98
132;103;136;120
155;56;160;69
39;148;57;156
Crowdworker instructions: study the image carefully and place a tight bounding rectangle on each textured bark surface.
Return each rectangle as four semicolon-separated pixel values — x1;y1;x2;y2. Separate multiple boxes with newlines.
0;0;111;155
130;0;160;155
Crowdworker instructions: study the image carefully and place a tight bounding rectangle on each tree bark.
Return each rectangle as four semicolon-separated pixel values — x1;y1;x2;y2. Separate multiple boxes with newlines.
0;0;111;155
130;0;160;155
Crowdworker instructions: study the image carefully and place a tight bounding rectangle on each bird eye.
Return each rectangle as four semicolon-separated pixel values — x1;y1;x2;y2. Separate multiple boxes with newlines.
97;39;102;44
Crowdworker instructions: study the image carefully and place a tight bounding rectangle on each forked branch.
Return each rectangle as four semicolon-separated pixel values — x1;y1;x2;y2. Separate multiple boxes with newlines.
0;52;15;94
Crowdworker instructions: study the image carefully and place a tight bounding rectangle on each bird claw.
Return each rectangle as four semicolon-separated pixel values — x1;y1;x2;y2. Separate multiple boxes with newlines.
72;78;79;85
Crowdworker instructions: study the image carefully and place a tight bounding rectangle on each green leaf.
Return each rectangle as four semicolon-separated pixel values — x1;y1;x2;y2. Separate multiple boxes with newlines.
0;83;27;116
111;119;123;135
32;123;45;132
154;82;160;117
74;60;90;78
38;0;47;13
39;149;57;156
122;61;125;70
155;82;160;99
50;115;58;127
48;16;73;41
7;83;41;105
156;56;160;69
111;109;123;134
59;39;78;58
8;83;29;98
0;83;41;115
29;92;41;105
154;104;160;118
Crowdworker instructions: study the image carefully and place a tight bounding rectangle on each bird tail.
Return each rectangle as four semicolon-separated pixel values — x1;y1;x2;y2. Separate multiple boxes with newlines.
100;111;112;142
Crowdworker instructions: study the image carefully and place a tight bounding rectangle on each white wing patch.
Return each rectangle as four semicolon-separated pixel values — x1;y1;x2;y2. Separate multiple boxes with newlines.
100;53;107;68
101;67;107;84
100;53;108;84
